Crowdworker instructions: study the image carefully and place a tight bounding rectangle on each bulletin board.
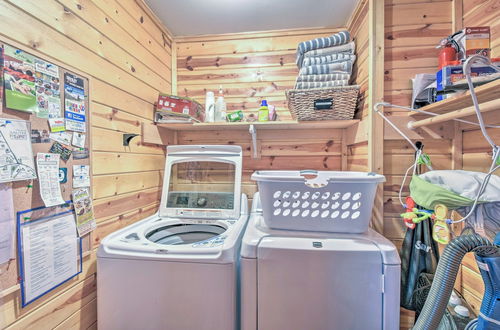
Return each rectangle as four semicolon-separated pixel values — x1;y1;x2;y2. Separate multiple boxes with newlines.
0;41;92;295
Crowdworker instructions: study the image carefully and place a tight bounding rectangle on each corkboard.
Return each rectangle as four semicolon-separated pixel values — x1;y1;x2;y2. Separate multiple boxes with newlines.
0;42;91;290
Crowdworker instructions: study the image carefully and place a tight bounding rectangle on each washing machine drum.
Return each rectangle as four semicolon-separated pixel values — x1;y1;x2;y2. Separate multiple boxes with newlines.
146;224;226;245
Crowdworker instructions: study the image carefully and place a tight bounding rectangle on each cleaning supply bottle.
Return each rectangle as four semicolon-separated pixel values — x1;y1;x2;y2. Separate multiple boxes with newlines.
204;91;215;122
215;86;227;122
258;100;269;122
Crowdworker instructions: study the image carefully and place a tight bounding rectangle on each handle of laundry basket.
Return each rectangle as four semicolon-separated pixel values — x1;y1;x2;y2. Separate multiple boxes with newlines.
299;170;318;177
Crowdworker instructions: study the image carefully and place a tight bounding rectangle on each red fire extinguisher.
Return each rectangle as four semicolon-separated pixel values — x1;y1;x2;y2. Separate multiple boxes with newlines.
437;38;459;70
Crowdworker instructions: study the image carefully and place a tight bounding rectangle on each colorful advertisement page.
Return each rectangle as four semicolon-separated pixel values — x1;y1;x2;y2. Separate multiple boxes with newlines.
64;73;86;132
3;45;37;113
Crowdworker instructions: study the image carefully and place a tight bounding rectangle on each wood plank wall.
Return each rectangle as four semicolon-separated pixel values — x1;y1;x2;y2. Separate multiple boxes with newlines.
175;27;344;121
175;17;371;204
0;0;172;328
384;0;499;325
455;0;500;313
383;0;453;327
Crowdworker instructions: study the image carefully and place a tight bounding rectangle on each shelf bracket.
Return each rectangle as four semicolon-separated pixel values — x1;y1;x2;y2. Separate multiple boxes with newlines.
249;124;259;159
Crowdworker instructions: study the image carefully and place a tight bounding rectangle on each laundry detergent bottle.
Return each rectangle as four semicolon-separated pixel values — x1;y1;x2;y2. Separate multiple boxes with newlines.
258;100;269;122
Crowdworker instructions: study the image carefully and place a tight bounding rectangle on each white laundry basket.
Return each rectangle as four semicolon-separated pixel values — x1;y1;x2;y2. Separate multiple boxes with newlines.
252;170;385;233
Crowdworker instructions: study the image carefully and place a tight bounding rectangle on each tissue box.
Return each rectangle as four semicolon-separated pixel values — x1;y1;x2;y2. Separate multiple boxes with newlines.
155;93;204;122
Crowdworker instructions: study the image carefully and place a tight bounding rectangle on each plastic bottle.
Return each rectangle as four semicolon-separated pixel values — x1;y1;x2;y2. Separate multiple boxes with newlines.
258;100;269;122
205;91;215;122
215;86;227;122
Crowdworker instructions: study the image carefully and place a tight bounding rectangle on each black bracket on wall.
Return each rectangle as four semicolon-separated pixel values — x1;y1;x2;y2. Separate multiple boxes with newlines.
123;133;139;146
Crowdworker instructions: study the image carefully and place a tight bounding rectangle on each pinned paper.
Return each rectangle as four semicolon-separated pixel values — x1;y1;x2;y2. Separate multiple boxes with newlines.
64;73;86;132
34;59;61;119
3;45;37;113
50;131;72;146
72;165;90;188
31;129;50;144
48;118;65;132
72;132;85;148
72;148;89;160
49;142;72;161
58;167;67;183
0;119;37;182
0;183;15;264
36;153;65;207
72;188;96;236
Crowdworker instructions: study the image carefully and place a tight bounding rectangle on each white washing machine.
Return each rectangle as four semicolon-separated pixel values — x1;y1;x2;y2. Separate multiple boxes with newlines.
240;193;401;330
97;145;249;330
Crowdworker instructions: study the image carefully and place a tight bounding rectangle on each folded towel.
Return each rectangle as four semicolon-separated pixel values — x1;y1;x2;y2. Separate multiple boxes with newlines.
296;30;350;68
295;80;349;89
296;73;351;82
299;60;353;75
302;54;356;67
303;41;356;60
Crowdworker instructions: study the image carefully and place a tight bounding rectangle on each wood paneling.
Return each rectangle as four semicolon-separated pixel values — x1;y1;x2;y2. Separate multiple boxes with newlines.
0;0;171;328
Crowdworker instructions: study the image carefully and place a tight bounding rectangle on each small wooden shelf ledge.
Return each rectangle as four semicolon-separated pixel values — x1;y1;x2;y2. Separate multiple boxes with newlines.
408;79;500;117
155;119;360;131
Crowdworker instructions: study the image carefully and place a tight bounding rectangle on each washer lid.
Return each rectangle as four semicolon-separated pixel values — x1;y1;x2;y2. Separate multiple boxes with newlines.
145;223;226;245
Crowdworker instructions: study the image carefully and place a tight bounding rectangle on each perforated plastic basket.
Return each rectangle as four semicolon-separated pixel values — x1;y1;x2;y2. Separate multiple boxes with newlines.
252;170;385;233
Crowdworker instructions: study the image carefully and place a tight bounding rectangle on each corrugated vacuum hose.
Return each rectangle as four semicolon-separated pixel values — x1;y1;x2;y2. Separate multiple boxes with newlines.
413;234;496;330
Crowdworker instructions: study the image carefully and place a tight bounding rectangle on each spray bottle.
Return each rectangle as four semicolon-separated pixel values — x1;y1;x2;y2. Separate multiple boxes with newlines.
215;86;227;122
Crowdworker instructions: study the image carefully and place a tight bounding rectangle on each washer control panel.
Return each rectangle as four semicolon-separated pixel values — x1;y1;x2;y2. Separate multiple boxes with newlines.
167;192;234;210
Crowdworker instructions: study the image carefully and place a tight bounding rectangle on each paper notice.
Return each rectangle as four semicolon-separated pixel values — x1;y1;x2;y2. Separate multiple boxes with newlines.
21;213;78;304
0;119;37;182
64;73;86;132
36;153;65;207
72;132;85;148
49;131;72;146
0;183;15;264
49;142;72;162
72;188;96;236
72;165;90;188
48;118;65;132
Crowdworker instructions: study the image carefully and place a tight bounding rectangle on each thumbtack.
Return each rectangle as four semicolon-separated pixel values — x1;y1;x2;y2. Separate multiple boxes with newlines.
27;184;33;188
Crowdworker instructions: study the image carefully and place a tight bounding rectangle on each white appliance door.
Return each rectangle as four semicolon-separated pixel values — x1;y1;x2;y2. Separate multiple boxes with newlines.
257;237;384;330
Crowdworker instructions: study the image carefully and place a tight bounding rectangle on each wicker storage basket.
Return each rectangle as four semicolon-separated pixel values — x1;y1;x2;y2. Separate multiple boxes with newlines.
286;85;359;121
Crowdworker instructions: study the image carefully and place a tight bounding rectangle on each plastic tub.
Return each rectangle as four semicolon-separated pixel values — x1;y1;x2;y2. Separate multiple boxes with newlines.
251;170;385;233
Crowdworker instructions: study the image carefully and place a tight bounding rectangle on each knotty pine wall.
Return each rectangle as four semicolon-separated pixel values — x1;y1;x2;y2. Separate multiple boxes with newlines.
174;5;371;206
455;0;500;313
0;0;172;328
384;0;499;325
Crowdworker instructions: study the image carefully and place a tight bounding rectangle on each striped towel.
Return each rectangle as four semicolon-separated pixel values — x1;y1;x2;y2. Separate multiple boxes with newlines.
302;54;356;67
296;73;351;82
296;30;350;67
299;60;353;75
303;41;356;60
295;80;349;89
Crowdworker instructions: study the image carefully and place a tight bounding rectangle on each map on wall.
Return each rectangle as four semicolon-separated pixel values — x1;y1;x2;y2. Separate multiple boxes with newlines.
0;119;37;182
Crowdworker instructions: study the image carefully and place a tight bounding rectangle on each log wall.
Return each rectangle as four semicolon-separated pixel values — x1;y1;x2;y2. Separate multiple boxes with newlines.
0;0;172;328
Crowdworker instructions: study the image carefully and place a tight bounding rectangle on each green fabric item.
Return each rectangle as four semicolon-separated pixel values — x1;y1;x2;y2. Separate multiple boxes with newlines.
409;175;475;210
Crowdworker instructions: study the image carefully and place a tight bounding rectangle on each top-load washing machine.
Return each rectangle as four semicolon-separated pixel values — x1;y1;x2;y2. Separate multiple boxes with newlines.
241;170;401;330
97;145;249;330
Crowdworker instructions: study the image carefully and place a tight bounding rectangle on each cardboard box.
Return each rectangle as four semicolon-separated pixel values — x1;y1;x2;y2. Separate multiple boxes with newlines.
156;93;204;122
460;27;490;58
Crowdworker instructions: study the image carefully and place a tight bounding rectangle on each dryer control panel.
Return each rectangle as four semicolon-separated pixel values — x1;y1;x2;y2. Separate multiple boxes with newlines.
167;192;234;210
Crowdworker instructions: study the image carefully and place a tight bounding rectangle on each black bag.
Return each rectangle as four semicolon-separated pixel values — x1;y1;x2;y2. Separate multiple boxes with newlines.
400;220;440;310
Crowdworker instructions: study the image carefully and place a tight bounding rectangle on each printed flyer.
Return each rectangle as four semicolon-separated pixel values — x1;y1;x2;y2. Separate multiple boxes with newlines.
0;46;4;111
36;153;65;207
72;188;96;236
64;73;86;132
3;45;37;112
34;58;61;119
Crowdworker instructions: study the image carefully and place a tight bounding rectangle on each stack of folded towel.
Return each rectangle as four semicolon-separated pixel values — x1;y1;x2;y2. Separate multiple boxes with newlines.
295;30;356;89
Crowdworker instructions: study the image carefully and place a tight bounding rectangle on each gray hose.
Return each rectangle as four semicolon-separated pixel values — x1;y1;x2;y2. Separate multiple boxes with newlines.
413;234;495;330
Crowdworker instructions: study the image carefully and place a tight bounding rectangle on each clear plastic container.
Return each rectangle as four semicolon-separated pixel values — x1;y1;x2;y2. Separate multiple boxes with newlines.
252;170;385;233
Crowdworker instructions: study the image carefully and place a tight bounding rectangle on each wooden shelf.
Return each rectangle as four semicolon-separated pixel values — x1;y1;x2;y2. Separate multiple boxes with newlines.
155;119;360;131
408;79;500;128
408;79;500;117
